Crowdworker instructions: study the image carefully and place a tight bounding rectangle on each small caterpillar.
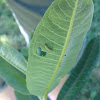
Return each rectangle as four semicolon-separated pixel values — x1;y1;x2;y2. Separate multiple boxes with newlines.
44;44;52;51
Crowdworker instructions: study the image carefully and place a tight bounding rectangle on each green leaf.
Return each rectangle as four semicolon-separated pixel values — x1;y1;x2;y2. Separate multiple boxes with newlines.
93;90;100;100
0;57;29;94
90;90;97;99
6;0;54;35
15;91;31;100
15;91;39;100
0;42;27;74
0;77;7;92
27;0;94;97
57;37;100;100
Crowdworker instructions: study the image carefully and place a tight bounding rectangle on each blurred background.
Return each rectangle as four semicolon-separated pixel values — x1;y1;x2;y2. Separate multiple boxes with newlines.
0;0;100;100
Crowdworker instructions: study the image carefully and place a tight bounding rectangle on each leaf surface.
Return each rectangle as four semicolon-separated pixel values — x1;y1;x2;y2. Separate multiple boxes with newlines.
27;0;94;97
15;91;39;100
6;0;54;35
93;90;100;100
0;57;29;94
57;37;100;100
0;42;27;74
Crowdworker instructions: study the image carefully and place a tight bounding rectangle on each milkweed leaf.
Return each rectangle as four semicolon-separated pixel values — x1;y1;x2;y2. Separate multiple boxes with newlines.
6;0;54;35
0;57;29;94
15;91;39;100
93;90;100;100
0;42;27;74
27;0;94;97
57;37;100;100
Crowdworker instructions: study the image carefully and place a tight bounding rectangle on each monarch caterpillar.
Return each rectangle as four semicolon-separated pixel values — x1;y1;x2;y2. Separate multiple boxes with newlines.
44;44;52;51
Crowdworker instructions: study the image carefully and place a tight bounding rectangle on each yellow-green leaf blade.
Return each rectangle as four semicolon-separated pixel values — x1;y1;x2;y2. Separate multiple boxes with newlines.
27;0;94;97
6;0;54;35
0;42;27;74
0;57;29;94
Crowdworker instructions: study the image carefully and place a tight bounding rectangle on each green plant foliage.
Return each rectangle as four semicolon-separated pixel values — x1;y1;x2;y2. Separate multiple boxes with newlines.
27;0;94;98
57;37;100;100
0;42;27;74
87;0;100;41
0;0;6;3
15;91;39;100
72;0;100;99
6;0;54;35
0;77;7;92
86;0;100;68
0;57;29;94
93;90;100;100
21;47;28;60
0;1;26;50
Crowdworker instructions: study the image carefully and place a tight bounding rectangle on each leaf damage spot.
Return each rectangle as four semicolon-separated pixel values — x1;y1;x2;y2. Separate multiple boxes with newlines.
37;47;46;56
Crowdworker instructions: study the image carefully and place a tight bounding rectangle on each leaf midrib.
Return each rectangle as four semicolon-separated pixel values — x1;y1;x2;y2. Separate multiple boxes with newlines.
44;0;79;99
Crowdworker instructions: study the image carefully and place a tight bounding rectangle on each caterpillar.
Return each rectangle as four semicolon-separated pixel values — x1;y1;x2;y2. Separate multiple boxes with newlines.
44;44;52;51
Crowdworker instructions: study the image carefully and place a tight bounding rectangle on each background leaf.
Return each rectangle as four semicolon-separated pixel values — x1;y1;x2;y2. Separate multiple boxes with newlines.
6;0;54;35
57;37;100;100
93;90;100;100
0;42;27;74
27;0;94;97
15;91;39;100
0;57;29;94
0;77;7;92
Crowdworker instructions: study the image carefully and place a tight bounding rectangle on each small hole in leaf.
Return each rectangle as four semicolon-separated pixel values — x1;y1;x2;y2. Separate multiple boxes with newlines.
37;47;46;56
37;47;41;55
40;51;46;56
64;55;66;56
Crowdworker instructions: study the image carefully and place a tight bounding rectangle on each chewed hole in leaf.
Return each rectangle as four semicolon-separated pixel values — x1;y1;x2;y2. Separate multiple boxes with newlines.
40;51;46;56
37;47;41;55
37;47;46;56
